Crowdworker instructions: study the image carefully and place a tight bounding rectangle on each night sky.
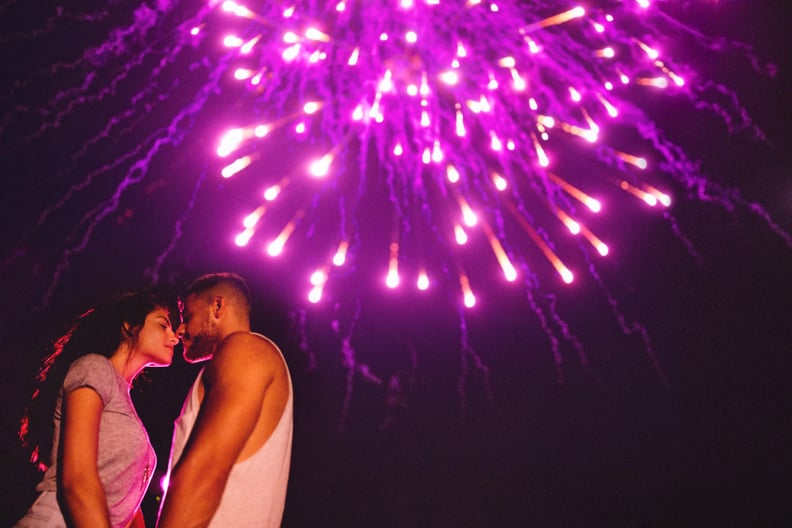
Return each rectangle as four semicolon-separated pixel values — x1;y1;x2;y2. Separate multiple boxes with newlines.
1;1;791;526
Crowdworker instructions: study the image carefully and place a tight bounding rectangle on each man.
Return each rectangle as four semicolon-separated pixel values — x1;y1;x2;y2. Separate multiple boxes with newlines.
157;273;293;527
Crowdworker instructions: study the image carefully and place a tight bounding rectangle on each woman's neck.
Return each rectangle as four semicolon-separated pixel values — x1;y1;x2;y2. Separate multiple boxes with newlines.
109;346;141;387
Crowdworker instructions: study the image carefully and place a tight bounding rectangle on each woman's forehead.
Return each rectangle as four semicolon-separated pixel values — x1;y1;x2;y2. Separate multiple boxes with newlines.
149;306;171;318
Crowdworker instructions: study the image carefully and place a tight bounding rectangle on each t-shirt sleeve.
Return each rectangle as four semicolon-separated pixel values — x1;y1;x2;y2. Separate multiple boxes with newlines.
63;354;117;406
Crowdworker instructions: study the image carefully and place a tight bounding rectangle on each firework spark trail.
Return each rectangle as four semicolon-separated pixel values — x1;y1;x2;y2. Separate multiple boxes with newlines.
544;291;601;384
1;2;234;304
614;302;669;389
0;6;110;47
523;287;564;383
507;235;600;386
332;300;385;434
662;211;704;266
653;142;792;249
146;168;209;283
620;3;773;139
8;3;207;147
624;115;792;252
587;263;671;390
0;0;20;15
39;55;228;307
40;137;175;308
692;80;767;139
0;141;151;275
1;4;165;139
456;305;493;418
294;308;318;371
379;342;418;432
654;7;778;78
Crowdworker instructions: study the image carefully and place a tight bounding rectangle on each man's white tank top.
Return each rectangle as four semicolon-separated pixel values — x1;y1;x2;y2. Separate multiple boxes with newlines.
168;349;293;527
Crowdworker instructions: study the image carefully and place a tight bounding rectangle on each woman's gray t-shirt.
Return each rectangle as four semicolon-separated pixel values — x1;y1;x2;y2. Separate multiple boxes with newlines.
36;354;156;527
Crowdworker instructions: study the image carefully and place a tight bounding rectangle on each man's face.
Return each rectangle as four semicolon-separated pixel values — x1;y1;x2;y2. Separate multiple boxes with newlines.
177;293;219;363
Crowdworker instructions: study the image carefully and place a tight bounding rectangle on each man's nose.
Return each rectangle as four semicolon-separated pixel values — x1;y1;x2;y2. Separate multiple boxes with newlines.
176;323;185;339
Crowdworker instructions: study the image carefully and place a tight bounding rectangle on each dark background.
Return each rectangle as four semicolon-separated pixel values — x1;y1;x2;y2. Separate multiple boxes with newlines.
1;1;791;526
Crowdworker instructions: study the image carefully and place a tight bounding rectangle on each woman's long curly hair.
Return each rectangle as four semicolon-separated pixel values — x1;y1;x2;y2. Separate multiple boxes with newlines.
18;288;179;470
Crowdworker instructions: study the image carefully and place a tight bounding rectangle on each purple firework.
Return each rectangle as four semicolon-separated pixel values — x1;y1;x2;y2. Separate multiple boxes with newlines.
0;1;786;399
203;0;778;307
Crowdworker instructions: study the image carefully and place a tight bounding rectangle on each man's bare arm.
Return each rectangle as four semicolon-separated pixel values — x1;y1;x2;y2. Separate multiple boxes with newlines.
157;334;276;528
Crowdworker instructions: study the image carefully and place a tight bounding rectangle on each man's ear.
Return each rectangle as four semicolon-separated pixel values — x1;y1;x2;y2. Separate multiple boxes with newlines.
212;295;224;319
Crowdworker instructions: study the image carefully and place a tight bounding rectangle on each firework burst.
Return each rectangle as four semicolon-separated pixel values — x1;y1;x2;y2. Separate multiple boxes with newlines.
0;0;787;398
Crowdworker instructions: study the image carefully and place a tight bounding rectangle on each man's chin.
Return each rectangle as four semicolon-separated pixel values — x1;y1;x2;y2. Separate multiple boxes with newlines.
183;348;211;363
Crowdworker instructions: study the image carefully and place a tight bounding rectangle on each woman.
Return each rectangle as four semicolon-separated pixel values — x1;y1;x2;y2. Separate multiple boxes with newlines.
15;289;180;528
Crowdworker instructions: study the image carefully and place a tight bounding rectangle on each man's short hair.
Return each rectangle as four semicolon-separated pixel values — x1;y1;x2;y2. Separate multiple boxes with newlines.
186;272;253;314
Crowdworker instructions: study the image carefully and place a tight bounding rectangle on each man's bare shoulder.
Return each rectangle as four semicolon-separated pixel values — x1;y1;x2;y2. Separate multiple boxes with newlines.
219;332;282;359
207;332;285;382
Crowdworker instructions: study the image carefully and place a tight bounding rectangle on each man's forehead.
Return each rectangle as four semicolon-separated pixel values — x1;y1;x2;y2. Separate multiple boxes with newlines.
182;293;206;309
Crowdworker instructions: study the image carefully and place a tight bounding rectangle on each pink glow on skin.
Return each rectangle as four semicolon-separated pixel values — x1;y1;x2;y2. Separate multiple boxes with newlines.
161;473;170;493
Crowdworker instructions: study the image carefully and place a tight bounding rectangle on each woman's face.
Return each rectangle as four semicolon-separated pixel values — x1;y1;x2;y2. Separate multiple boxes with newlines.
134;307;179;367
